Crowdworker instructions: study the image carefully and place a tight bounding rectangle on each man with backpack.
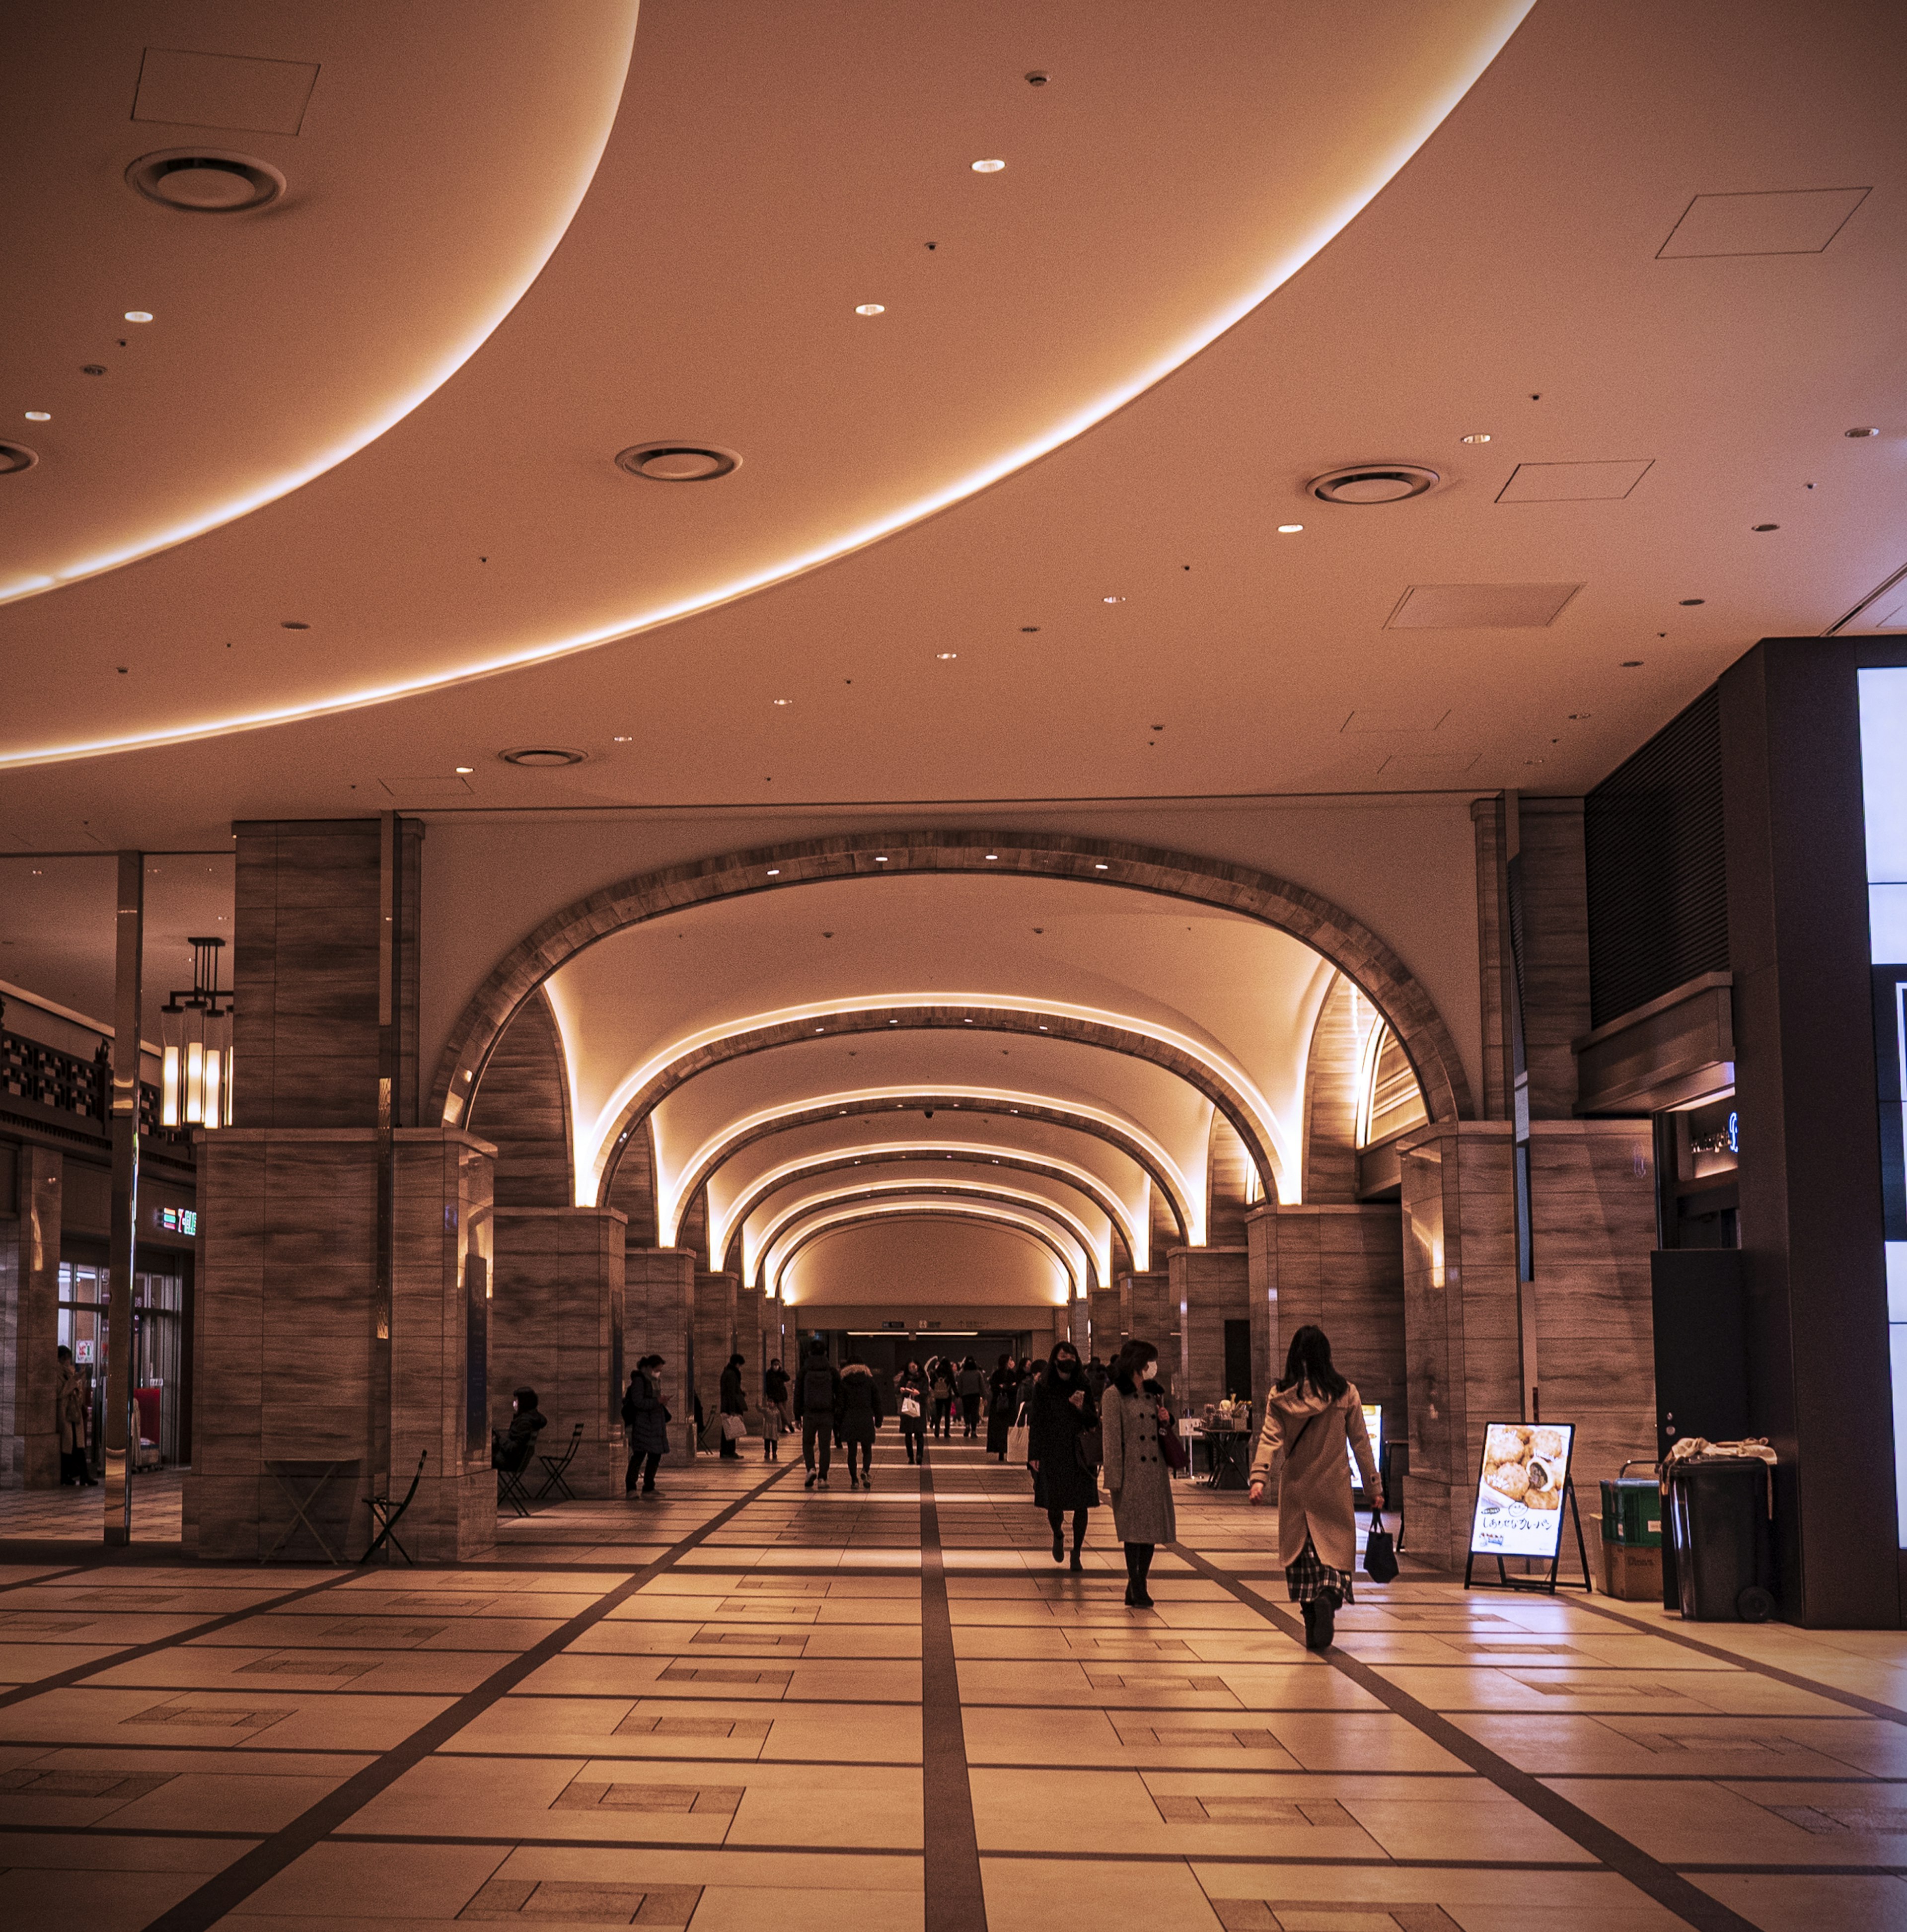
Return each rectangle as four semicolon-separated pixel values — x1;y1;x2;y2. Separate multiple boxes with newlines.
792;1337;841;1490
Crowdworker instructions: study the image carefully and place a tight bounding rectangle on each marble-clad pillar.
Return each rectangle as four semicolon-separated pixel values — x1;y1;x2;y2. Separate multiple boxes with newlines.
1;1146;62;1488
693;1271;737;1448
1172;1245;1248;1410
492;1206;627;1497
625;1247;695;1458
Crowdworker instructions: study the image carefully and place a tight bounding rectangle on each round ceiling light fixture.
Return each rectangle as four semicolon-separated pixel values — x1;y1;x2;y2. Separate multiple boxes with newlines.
855;303;885;316
1306;463;1441;505
500;746;588;768
972;158;1006;173
0;443;39;476
614;442;740;482
127;149;285;213
23;411;49;422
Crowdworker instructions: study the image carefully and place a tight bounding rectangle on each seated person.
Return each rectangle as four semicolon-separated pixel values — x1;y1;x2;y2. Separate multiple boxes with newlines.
492;1385;546;1467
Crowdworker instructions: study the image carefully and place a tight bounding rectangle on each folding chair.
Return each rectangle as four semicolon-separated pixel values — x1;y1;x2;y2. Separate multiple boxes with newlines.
534;1422;585;1504
361;1450;428;1565
497;1434;538;1516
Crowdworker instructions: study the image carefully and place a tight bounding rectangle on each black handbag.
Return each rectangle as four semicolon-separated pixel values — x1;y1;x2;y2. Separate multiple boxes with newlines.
1363;1506;1398;1583
1076;1425;1103;1470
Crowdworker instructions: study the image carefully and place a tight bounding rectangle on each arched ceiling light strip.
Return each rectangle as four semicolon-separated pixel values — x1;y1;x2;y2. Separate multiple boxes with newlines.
3;3;1534;765
770;1200;1085;1306
655;1086;1194;1249
0;7;640;620
580;998;1290;1220
747;1174;1109;1293
714;1142;1144;1277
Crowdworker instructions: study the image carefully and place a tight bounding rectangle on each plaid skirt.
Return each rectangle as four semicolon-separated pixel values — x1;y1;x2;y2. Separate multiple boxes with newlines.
1285;1532;1355;1606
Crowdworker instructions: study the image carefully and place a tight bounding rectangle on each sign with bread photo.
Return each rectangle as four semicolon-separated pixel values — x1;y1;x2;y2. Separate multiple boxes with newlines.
1468;1421;1576;1558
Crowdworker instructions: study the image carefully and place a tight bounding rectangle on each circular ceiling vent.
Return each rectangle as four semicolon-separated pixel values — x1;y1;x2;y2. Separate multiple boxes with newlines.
127;150;285;213
615;443;740;482
0;443;39;476
1307;463;1441;505
499;746;588;768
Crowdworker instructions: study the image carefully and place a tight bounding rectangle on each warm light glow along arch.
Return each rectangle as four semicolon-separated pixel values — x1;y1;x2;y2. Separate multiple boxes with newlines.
583;998;1292;1222
665;1087;1194;1253
4;2;1535;763
717;1142;1147;1278
773;1201;1083;1306
749;1174;1109;1294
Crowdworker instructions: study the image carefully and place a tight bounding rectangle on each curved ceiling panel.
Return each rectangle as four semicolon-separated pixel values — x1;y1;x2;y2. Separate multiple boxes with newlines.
783;1215;1069;1311
770;1198;1086;1303
0;2;638;611
0;0;1531;762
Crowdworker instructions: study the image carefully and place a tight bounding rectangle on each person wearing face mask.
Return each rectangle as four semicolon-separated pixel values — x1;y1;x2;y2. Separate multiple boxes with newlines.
1027;1341;1100;1571
1099;1338;1176;1607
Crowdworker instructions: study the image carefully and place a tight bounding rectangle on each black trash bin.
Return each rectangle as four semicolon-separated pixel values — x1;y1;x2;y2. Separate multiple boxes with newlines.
1666;1456;1777;1622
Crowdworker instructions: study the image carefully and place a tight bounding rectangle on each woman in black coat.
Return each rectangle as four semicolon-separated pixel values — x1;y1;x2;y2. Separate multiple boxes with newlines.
718;1353;746;1459
986;1356;1021;1459
1027;1342;1099;1571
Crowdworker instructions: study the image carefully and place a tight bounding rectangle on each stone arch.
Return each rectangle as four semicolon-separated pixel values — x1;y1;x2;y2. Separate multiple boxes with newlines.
437;831;1472;1159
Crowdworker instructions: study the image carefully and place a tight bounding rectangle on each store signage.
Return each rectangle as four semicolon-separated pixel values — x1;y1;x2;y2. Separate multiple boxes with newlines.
156;1207;198;1236
1467;1421;1577;1558
1346;1403;1382;1488
75;1339;94;1363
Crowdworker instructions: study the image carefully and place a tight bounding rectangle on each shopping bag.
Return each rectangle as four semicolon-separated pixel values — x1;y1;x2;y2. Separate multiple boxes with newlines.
720;1413;746;1441
1008;1422;1031;1463
900;1395;921;1419
1363;1507;1398;1583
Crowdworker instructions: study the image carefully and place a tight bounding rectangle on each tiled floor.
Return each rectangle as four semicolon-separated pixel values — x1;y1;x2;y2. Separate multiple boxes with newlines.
1;1442;1906;1930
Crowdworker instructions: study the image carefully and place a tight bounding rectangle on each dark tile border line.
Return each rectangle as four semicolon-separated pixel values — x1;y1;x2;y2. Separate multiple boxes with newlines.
1572;1594;1907;1726
0;1569;359;1714
918;1446;988;1932
140;1460;797;1932
1171;1544;1762;1932
0;1562;88;1595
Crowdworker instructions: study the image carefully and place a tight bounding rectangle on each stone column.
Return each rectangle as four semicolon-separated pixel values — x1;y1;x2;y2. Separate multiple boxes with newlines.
736;1282;765;1422
1246;1206;1278;1410
1118;1270;1171;1371
625;1248;695;1459
1265;1206;1405;1423
1;1146;62;1488
1086;1278;1120;1359
492;1206;627;1497
694;1270;737;1449
1171;1246;1247;1410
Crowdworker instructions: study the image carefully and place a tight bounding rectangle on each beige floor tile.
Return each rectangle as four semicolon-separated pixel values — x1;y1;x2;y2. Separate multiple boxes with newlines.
983;1855;1223;1930
1692;1872;1907;1932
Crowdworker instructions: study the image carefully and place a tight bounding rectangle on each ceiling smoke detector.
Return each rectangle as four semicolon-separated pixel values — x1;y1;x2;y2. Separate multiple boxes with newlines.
1307;463;1441;505
0;443;40;476
500;746;588;768
615;443;740;482
127;150;284;213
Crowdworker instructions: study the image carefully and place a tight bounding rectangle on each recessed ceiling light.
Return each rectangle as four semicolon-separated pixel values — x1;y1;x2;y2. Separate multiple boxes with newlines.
1847;427;1880;437
128;151;284;212
23;411;49;422
124;311;153;324
500;745;587;767
1461;432;1491;444
855;303;885;316
1679;598;1705;606
935;651;957;660
1622;659;1644;668
615;443;740;482
772;697;793;706
1752;523;1779;532
814;1026;825;1033
1094;862;1108;870
985;854;998;860
766;867;780;876
1277;524;1304;534
280;620;308;630
875;856;887;862
972;158;1006;173
1308;462;1440;504
453;765;474;774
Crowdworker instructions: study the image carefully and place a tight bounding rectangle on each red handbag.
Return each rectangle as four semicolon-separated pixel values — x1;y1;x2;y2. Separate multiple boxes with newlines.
1159;1404;1189;1473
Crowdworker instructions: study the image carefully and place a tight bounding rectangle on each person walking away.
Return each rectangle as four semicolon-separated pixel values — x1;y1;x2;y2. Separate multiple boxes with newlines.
761;1358;790;1461
56;1345;92;1486
956;1356;985;1438
1249;1324;1382;1651
719;1353;747;1459
837;1358;883;1488
986;1355;1020;1460
493;1385;546;1467
895;1360;929;1464
794;1339;841;1489
1027;1342;1099;1572
1086;1354;1109;1406
1100;1339;1176;1607
930;1359;957;1440
622;1356;671;1496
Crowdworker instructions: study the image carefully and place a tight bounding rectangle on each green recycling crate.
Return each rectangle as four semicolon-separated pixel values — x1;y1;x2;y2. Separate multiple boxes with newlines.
1600;1474;1663;1601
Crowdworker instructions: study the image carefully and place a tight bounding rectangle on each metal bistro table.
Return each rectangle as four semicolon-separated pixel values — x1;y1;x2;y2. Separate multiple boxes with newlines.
261;1458;362;1563
1200;1428;1252;1491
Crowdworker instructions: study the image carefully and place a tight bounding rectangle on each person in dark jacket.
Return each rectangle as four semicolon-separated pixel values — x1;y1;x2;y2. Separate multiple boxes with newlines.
622;1356;671;1496
986;1356;1021;1459
895;1360;929;1464
718;1353;747;1459
793;1338;841;1489
1027;1343;1099;1571
956;1357;985;1437
493;1386;547;1469
929;1358;957;1439
836;1359;883;1488
761;1359;790;1461
1086;1355;1109;1405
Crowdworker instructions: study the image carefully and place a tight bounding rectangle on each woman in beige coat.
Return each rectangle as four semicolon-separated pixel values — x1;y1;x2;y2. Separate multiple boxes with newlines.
1248;1325;1381;1651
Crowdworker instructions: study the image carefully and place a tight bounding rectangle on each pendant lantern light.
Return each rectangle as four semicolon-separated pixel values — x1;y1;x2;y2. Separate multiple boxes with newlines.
160;936;234;1130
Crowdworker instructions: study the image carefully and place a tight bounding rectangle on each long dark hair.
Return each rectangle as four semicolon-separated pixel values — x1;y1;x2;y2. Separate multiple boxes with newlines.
1111;1338;1157;1396
1278;1324;1347;1402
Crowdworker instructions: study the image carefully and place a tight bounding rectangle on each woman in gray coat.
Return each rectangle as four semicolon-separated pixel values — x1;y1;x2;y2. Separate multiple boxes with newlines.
1100;1338;1176;1607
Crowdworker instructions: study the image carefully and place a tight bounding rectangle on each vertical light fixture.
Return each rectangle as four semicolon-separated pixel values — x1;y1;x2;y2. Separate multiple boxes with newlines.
160;936;233;1130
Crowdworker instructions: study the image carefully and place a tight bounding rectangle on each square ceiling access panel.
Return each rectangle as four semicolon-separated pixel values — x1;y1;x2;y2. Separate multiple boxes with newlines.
133;48;320;136
1657;187;1870;258
1384;583;1582;629
1496;459;1653;503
